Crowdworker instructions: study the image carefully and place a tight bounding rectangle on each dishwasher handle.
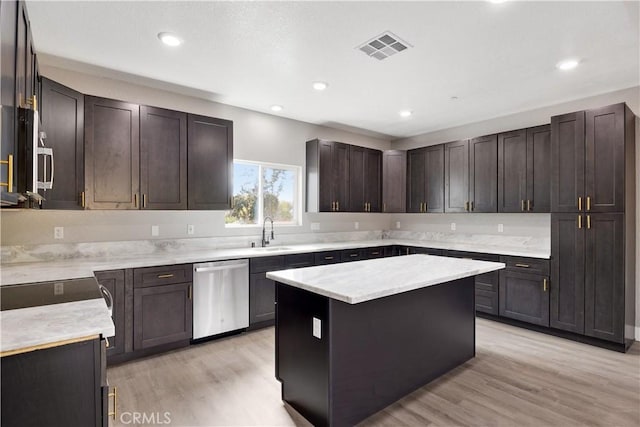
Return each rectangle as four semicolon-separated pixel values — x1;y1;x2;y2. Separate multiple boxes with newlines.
194;264;247;273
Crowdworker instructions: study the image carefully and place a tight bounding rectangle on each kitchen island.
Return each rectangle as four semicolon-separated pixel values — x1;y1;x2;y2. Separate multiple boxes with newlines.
267;254;505;427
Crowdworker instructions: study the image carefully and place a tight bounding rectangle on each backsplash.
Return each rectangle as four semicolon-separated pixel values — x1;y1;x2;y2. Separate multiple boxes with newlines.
1;230;383;264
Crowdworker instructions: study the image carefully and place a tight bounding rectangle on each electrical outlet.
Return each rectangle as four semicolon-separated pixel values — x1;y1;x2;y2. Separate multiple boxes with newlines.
354;221;359;230
151;225;159;236
498;223;504;233
54;227;64;239
53;282;64;295
451;223;456;231
311;222;320;231
187;224;195;235
396;221;401;229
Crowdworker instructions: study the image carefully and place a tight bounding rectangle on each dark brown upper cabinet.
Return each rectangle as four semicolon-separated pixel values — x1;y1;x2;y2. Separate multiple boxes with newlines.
84;96;140;209
444;140;469;212
498;125;550;213
382;150;406;213
187;114;233;210
469;134;498;212
306;139;350;212
39;77;84;209
552;104;634;214
407;145;444;213
349;146;381;212
140;106;187;210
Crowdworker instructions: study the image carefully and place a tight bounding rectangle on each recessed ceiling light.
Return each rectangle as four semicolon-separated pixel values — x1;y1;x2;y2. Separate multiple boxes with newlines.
450;96;459;101
270;105;283;112
399;110;412;118
158;32;182;47
312;81;328;91
556;59;579;71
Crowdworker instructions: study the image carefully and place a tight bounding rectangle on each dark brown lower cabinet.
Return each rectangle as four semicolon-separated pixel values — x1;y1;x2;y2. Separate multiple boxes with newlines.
341;248;365;262
1;337;109;427
250;272;276;325
133;282;192;350
499;270;549;326
446;251;499;315
95;269;125;357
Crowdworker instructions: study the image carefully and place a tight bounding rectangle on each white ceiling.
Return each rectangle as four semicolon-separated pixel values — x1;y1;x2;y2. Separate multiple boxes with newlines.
27;1;639;139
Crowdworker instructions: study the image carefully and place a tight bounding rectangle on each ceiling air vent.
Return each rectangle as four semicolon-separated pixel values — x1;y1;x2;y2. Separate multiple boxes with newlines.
357;31;411;61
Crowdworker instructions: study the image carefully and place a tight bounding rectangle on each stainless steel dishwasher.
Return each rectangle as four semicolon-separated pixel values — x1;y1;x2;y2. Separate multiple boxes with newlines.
193;259;249;339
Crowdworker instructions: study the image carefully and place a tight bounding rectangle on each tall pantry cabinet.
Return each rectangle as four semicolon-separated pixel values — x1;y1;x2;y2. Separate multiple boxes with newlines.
550;103;636;346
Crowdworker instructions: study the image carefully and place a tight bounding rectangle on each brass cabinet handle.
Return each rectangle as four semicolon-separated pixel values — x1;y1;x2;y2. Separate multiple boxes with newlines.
578;196;582;211
143;194;147;208
0;154;14;192
586;196;591;211
336;201;339;211
578;215;582;229
188;284;192;300
331;201;335;211
587;214;591;229
350;253;359;257
527;200;531;211
515;263;530;268
81;191;86;208
543;278;548;292
134;193;138;208
471;201;474;211
157;273;174;279
371;251;379;255
108;386;118;420
521;200;525;211
324;256;334;260
383;203;386;212
465;201;469;211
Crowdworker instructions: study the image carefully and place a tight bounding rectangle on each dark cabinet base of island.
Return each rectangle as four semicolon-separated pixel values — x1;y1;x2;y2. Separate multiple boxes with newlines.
275;277;475;427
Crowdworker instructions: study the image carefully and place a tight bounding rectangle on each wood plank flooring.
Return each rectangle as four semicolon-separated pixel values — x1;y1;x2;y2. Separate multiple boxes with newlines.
108;318;640;426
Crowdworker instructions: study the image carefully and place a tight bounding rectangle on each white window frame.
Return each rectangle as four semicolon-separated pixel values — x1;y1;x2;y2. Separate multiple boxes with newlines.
225;159;302;228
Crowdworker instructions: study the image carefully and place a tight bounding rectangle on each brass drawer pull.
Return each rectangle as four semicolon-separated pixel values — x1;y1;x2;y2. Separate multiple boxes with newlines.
515;263;530;268
543;278;548;292
324;256;334;260
81;191;86;208
578;215;582;229
527;199;531;211
371;251;379;255
465;201;469;211
188;285;192;300
350;253;359;257
134;193;138;208
143;193;147;208
108;386;118;420
157;274;174;279
336;201;339;211
586;214;591;229
0;154;14;192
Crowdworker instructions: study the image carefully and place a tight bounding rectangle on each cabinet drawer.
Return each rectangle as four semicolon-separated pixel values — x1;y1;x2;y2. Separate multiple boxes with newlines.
341;248;365;262
133;264;192;288
475;289;498;315
409;246;444;256
284;253;314;269
446;250;499;262
501;256;549;276
363;247;385;259
314;251;342;265
250;255;285;273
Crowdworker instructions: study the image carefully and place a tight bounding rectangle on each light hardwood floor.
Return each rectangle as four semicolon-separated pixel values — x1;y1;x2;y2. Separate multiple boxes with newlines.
108;318;640;427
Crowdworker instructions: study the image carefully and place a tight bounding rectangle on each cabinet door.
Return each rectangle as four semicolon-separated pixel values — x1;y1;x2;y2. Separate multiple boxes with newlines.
382;150;406;213
425;144;444;213
475;271;499;315
1;0;17;194
40;78;84;209
498;129;527;212
584;213;624;343
317;140;334;212
365;148;381;212
499;271;549;326
187;114;233;210
526;125;551;212
84;96;140;209
585;104;625;213
406;148;426;213
551;111;585;212
140;106;187;210
444;140;469;212
333;142;350;212
550;214;585;333
95;270;125;357
469;134;497;212
250;272;276;325
133;282;192;350
348;145;366;212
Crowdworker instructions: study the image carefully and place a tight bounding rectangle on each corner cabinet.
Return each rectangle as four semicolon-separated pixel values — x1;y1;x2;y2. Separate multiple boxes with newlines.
84;96;140;209
382;150;406;213
187;114;233;210
39;77;84;209
305;139;349;212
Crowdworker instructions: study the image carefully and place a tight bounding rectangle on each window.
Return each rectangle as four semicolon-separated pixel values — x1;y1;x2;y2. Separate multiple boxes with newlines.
225;160;301;226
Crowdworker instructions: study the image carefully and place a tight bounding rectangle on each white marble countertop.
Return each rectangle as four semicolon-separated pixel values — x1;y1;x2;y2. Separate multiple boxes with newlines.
1;298;115;354
1;238;548;286
267;254;506;304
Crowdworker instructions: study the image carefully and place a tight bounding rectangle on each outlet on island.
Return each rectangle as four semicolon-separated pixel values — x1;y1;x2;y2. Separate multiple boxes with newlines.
54;227;64;239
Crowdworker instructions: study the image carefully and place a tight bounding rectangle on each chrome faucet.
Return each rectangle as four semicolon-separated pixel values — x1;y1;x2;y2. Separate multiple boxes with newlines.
262;216;275;247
